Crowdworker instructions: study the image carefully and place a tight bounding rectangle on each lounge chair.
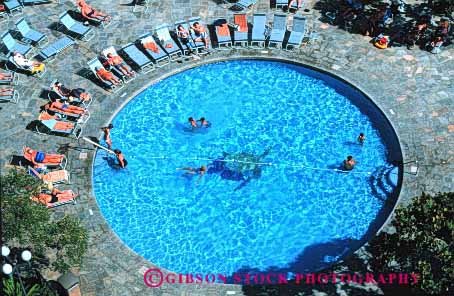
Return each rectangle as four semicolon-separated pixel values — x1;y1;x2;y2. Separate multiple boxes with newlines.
0;87;19;103
45;103;90;123
138;34;170;67
6;53;46;77
22;146;67;169
87;57;122;92
120;43;154;74
285;16;306;51
233;14;249;48
230;0;257;11
154;24;183;61
276;0;299;10
188;17;211;53
58;11;95;41
174;20;198;56
36;113;83;139
3;0;23;15
250;13;267;48
20;0;55;5
214;19;232;49
28;166;70;184
48;79;93;108
38;36;75;61
101;46;135;83
0;72;19;85
0;9;8;25
32;189;77;208
1;31;33;57
268;14;287;49
15;17;48;47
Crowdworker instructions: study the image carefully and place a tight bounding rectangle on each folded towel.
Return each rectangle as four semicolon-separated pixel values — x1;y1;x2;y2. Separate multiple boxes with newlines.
143;41;160;54
218;24;230;37
235;15;248;32
165;43;173;48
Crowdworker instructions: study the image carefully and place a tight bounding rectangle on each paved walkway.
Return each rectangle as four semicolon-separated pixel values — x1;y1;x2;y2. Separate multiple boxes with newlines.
1;0;454;295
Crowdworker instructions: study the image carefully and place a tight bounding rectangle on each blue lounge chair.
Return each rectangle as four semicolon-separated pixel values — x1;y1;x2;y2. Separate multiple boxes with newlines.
231;0;257;11
250;14;267;48
0;72;19;85
285;16;306;51
120;43;154;74
0;88;19;103
15;18;48;47
101;46;135;83
0;9;9;24
1;31;33;57
38;36;75;61
174;20;198;56
3;0;23;15
233;14;248;48
20;0;54;6
154;24;183;61
87;57;122;92
276;0;299;10
268;14;287;49
36;113;83;139
188;17;211;53
138;34;171;67
59;11;95;41
214;19;232;49
76;5;111;28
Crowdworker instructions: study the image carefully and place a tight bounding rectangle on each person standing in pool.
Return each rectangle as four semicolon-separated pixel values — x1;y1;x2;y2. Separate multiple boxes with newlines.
177;165;206;184
188;117;198;128
102;123;114;149
198;117;210;127
343;155;356;171
114;149;127;168
358;133;366;144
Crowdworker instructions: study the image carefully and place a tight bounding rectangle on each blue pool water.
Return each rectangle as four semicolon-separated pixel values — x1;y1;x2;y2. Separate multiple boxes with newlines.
93;60;401;277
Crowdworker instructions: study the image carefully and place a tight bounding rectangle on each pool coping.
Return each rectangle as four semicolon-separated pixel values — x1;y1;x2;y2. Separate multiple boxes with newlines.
88;53;408;286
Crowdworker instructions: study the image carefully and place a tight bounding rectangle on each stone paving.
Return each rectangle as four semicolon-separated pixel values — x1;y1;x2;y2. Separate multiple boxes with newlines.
1;0;454;295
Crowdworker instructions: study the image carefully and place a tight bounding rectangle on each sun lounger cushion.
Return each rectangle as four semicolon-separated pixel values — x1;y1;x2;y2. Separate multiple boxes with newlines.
123;44;151;67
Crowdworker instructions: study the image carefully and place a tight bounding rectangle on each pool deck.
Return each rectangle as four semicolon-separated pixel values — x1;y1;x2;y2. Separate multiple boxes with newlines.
1;0;454;295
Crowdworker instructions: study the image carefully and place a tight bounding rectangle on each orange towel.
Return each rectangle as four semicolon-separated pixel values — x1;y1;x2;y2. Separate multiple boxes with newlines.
54;121;74;131
143;41;160;54
234;15;248;32
165;43;173;49
218;24;230;37
42;170;67;182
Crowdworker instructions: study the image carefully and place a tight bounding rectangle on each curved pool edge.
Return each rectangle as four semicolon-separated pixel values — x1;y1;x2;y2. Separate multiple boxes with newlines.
87;54;407;290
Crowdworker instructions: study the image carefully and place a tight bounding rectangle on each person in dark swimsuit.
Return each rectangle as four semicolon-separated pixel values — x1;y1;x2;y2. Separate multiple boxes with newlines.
114;149;127;168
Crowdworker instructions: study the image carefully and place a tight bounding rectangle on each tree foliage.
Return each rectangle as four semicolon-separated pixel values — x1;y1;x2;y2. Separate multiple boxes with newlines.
1;170;88;273
369;192;454;295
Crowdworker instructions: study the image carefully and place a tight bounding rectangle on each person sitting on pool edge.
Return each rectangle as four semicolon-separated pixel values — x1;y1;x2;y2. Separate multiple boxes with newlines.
358;133;365;144
343;155;356;171
198;117;210;128
188;117;198;128
177;165;207;184
114;149;127;168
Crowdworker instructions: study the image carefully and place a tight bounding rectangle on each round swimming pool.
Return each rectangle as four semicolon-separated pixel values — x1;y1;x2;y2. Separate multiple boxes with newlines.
92;60;402;278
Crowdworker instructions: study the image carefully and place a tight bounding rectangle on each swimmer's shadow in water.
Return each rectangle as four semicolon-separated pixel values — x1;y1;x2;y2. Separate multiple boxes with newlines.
102;156;122;170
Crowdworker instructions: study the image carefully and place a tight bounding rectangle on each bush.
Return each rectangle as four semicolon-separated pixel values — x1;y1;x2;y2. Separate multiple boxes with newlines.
369;192;454;295
1;170;88;273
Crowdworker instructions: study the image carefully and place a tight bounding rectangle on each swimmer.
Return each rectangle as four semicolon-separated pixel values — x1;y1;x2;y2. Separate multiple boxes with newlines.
188;117;198;128
114;149;127;168
343;155;356;171
177;165;207;184
198;117;210;127
358;133;366;144
101;123;114;149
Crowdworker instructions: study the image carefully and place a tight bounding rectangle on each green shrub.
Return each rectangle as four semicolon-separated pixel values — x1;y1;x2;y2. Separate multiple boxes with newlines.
1;170;88;273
